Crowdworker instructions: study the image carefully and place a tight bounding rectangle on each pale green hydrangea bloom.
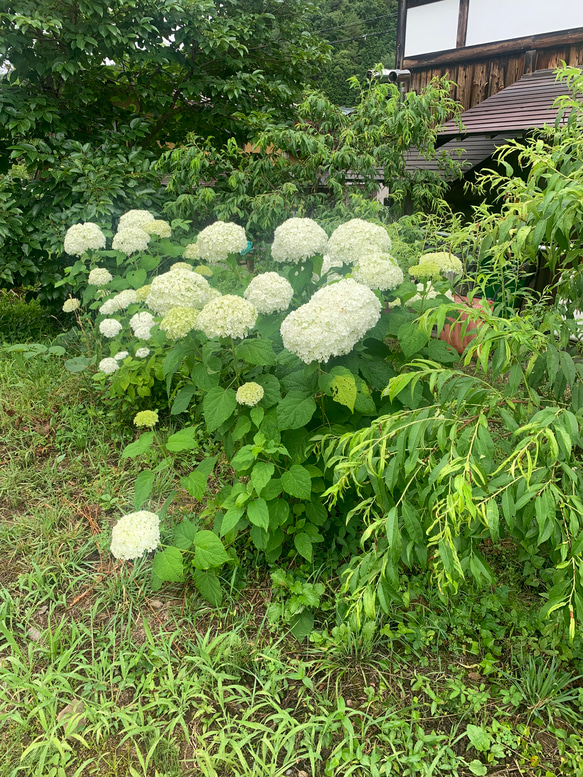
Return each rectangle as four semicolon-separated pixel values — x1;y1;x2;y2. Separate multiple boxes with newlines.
112;227;150;255
196;221;247;264
182;243;200;260
114;350;129;361
170;262;193;272
62;298;81;313
197;295;257;339
194;265;213;277
88;267;113;286
118;210;154;230
271;218;328;264
99;318;123;338
352;252;404;291
98;357;119;374
135;347;150;358
243;272;294;314
236;382;265;407
144;219;171;238
147;269;212;315
100;289;138;315
135;284;152;302
160;307;199;339
410;251;463;280
133;410;159;428
110;510;160;560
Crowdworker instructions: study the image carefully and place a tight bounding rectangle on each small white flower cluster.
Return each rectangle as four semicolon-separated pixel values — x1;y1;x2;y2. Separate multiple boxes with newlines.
88;267;113;286
99;357;119;374
280;278;381;363
409;251;463;280
64;223;106;256
130;311;156;340
99;318;123;338
115;350;129;361
352;252;404;291
197;295;257;339
327;219;392;265
144;219;171;238
182;243;200;260
146;269;212;315
271;218;328;264
160;307;200;339
135;347;150;358
236;382;264;407
110;510;160;560
118;210;155;230
112;226;151;255
243;272;294;315
197;221;248;264
62;298;80;313
170;262;193;272
99;289;138;315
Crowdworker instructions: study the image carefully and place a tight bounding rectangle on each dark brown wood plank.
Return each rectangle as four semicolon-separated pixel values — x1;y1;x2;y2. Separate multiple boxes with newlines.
456;0;470;49
396;0;407;69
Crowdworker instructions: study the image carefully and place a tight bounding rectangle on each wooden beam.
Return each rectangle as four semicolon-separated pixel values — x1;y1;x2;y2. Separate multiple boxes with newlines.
403;27;583;68
524;49;537;74
395;0;407;69
456;0;469;49
407;0;445;7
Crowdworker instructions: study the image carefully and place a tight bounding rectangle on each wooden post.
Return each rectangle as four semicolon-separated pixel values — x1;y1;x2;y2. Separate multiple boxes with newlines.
395;0;407;69
524;49;537;73
456;0;470;49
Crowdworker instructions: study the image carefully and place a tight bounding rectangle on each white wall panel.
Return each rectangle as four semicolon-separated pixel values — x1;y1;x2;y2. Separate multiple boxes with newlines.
405;0;460;57
466;0;583;46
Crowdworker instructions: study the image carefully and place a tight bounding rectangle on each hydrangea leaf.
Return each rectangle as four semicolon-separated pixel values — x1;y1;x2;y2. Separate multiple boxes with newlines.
203;387;237;432
219;506;245;536
290;609;314;641
294;531;313;562
152;547;184;583
166;426;199;452
247;498;269;531
180;455;217;500
236;339;277;366
171;384;197;415
281;465;312;500
174;519;198;550
134;469;155;509
251;461;274;495
121;431;155;459
255;374;282;407
277;391;317;430
192;530;230;569
193;569;222;606
397;321;430;359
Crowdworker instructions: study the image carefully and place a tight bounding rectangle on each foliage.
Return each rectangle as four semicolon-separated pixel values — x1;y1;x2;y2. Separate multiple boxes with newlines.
162;75;464;237
309;0;398;107
322;300;583;637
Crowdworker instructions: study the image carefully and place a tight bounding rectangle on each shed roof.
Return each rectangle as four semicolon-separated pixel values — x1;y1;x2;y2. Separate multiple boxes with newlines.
439;69;579;137
405;133;520;177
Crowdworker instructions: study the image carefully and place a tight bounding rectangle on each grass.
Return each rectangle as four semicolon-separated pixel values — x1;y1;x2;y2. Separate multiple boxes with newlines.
1;313;583;775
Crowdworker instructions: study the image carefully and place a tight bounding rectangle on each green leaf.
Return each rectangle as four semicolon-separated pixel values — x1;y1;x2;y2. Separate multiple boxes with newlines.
290;609;314;641
236;339;277;365
203;387;237;432
152;547;184;583
192;530;230;569
250;406;264;427
466;724;491;752
174;519;198;550
220;506;245;536
468;760;488;776
397;322;429;358
64;356;91;373
193;569;222;606
134;469;155;509
294;532;313;561
171;384;196;415
255;374;282;407
180;456;217;499
232;415;252;441
281;464;312;500
166;426;199;452
277;392;317;431
247;498;269;531
329;373;357;412
121;431;155;460
251;461;274;495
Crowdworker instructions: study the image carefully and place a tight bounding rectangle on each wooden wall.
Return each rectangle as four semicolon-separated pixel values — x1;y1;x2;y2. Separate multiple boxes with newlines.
403;41;583;111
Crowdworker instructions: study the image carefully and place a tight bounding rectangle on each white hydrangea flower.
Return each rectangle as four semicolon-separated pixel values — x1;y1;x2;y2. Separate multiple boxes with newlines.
327;219;392;265
62;298;80;313
243;272;294;315
160;307;200;340
118;210;154;230
352;253;404;291
136;284;151;302
64;223;106;256
280;278;381;363
88;267;113;286
110;510;160;560
98;357;119;374
130;311;156;339
196;221;248;264
100;289;138;315
114;350;129;361
271;218;328;264
112;227;150;255
135;347;150;358
410;251;463;279
147;269;212;315
99;318;123;338
144;219;171;238
197;295;257;339
236;382;265;407
182;243;200;260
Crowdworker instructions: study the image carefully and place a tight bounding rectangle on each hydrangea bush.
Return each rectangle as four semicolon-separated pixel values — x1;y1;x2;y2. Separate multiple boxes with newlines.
61;211;463;607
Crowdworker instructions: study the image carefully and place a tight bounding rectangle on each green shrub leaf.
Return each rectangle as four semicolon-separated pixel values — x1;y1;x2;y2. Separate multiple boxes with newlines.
203;387;237;432
152;547;184;583
277;392;317;430
281;464;312;500
193;530;230;569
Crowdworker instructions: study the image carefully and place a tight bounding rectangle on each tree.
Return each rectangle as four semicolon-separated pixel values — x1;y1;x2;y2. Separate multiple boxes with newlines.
162;75;463;239
0;0;330;295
